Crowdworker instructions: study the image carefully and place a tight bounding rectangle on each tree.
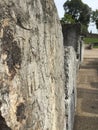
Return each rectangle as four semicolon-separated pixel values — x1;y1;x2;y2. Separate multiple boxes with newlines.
62;0;91;33
61;14;75;24
91;10;98;29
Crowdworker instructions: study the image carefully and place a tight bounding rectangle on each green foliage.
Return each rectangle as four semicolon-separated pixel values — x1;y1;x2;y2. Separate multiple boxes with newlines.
84;37;98;48
81;24;88;35
62;0;91;32
91;10;98;29
63;0;83;22
84;37;98;44
61;14;75;24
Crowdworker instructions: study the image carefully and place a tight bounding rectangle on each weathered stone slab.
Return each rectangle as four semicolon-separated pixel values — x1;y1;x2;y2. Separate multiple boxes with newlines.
0;1;65;130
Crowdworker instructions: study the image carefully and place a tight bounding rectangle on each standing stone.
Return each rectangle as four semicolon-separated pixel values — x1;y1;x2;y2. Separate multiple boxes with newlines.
0;0;65;130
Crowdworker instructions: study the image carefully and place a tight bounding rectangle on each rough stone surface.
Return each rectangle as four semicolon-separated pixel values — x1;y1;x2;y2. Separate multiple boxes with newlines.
0;0;65;130
62;24;81;52
77;36;84;63
64;47;77;130
62;24;84;130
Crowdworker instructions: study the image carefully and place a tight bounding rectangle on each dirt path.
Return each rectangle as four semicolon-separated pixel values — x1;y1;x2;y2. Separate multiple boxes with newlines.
74;48;98;130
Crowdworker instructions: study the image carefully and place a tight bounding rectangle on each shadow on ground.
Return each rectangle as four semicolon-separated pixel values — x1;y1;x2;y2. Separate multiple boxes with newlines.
74;115;98;130
74;50;98;130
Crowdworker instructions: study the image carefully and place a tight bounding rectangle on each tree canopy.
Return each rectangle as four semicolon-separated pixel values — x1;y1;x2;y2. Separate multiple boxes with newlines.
61;0;91;33
61;14;75;24
91;10;98;29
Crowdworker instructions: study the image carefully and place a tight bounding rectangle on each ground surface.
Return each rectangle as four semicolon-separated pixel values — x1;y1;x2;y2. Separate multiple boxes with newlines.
74;48;98;130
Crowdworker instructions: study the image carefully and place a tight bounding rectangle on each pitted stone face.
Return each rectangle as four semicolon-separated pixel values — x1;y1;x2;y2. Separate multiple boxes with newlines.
0;1;65;130
16;103;26;122
1;25;21;79
0;2;30;80
0;19;21;80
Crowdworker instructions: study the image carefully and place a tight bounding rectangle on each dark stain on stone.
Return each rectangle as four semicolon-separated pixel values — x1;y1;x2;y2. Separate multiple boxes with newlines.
16;103;26;122
0;111;12;130
0;79;9;94
0;101;2;108
91;106;95;109
1;25;21;79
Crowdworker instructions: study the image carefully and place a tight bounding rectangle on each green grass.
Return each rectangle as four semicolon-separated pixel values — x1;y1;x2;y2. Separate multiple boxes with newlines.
93;46;98;48
84;37;98;44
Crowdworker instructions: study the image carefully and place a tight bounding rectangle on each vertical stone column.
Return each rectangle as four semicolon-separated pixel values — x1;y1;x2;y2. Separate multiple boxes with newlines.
64;47;77;130
62;24;82;130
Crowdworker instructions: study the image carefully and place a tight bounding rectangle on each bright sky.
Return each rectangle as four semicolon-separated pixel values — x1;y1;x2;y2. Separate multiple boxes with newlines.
54;0;98;33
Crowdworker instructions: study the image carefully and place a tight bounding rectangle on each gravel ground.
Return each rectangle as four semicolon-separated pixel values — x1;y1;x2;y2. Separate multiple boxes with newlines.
74;48;98;130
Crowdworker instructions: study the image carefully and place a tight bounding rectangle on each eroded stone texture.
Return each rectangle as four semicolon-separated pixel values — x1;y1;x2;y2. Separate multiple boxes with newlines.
0;0;65;130
62;24;83;130
64;47;77;130
62;24;81;52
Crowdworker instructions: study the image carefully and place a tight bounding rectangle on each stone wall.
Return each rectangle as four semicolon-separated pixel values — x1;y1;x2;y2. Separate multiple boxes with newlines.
0;1;66;130
62;24;84;130
0;1;85;130
64;47;77;130
62;24;81;52
78;36;84;62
